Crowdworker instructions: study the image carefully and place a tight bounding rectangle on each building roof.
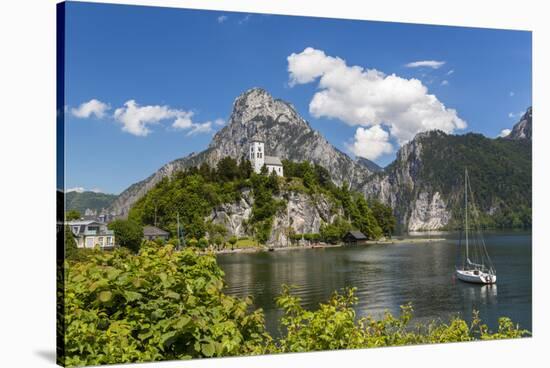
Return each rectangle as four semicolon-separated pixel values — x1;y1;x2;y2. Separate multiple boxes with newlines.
344;231;368;240
264;155;283;166
143;225;170;237
67;220;101;226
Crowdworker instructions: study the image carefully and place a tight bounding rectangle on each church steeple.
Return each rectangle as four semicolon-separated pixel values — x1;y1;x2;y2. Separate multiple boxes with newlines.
249;139;265;174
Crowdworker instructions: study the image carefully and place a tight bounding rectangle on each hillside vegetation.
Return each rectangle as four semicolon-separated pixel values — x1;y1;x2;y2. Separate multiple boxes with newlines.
66;191;117;214
127;157;395;246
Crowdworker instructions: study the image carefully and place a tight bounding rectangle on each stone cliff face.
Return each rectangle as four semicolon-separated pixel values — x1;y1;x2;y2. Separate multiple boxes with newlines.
110;88;375;217
362;131;452;231
506;107;532;140
206;189;339;246
362;104;532;231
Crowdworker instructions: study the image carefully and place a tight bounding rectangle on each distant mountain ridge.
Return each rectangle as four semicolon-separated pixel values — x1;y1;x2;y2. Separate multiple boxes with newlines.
66;191;117;215
109;88;531;232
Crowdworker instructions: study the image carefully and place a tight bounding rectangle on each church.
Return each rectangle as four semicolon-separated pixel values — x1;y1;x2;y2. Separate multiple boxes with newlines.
249;138;284;177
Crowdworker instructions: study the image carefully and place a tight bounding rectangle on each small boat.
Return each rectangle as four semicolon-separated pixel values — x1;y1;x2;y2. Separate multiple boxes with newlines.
455;169;496;284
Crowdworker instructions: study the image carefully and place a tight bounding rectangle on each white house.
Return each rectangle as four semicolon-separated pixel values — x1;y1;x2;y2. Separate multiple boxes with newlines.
249;138;284;176
67;220;116;249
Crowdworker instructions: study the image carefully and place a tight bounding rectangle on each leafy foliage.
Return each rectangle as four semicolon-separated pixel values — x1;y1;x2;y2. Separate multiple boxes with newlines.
62;243;271;366
276;285;529;352
108;220;143;253
61;248;529;366
66;210;81;221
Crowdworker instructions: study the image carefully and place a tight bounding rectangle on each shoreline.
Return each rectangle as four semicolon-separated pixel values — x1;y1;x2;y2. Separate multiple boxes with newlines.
211;237;448;255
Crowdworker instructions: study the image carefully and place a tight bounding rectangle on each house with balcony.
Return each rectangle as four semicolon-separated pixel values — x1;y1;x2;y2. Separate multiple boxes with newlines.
67;220;116;249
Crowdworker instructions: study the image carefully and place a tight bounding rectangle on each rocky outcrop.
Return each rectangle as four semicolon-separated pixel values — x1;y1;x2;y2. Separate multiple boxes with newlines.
110;88;376;217
206;190;338;247
207;190;254;237
506;107;532;140
408;191;451;231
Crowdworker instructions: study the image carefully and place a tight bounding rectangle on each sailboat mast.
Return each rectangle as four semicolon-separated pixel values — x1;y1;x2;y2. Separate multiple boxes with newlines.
465;168;469;262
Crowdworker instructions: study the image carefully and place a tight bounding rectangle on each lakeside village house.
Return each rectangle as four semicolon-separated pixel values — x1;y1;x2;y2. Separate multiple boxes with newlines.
67;220;116;249
249;138;284;176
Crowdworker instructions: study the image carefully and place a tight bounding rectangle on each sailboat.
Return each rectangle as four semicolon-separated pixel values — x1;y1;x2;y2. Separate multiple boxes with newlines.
455;169;497;284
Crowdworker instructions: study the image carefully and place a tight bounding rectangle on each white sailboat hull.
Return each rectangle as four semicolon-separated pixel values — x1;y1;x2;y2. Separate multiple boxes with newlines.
456;269;496;284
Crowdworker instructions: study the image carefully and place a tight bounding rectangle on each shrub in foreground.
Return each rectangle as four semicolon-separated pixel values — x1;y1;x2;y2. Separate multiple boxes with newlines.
62;244;529;366
62;242;271;366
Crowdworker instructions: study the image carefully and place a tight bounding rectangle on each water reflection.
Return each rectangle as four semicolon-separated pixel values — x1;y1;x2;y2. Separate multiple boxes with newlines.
217;231;531;336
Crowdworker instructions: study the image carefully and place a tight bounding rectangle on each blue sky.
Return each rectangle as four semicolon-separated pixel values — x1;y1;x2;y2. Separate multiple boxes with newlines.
63;1;532;194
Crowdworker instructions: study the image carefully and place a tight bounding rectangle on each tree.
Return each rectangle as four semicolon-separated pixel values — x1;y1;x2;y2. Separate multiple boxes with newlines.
216;157;240;182
238;158;253;179
197;237;208;249
370;200;396;238
64;225;78;257
186;238;198;248
66;209;81;221
228;236;237;250
108;219;144;253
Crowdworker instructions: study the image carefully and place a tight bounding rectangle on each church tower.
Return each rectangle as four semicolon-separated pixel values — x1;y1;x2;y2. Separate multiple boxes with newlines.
249;139;265;174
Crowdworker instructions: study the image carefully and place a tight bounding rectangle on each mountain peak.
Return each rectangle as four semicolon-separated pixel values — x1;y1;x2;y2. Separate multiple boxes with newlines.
228;87;304;130
507;106;532;140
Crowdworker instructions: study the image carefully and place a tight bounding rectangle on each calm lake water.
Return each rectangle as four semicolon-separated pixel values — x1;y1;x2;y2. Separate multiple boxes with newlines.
216;231;532;337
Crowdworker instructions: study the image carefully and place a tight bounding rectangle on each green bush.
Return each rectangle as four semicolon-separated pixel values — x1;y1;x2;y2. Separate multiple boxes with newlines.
62;243;271;366
276;285;529;352
62;247;529;366
108;219;143;253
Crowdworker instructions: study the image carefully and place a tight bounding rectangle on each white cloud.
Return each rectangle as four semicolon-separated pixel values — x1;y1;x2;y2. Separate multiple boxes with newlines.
347;125;394;160
238;14;251;24
508;111;522;119
71;99;110;119
66;187;85;193
113;100;190;136
498;129;511;138
287;47;466;146
171;111;195;130
441;80;449;86
217;15;228;23
509;91;515;97
187;121;213;136
90;187;103;193
447;69;455;75
214;118;226;126
405;60;446;69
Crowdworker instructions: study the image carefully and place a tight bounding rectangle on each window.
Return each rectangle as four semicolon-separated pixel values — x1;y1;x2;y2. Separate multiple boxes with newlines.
106;236;112;245
98;237;104;246
86;237;94;248
279;167;281;173
250;152;253;159
258;146;262;152
72;226;79;234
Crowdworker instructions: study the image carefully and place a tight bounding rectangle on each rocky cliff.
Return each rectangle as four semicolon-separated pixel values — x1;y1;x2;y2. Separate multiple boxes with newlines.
362;108;532;231
110;88;376;217
206;189;339;246
506;107;532;140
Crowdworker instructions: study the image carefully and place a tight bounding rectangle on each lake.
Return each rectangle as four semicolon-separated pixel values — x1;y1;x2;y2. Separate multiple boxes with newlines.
216;231;532;337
